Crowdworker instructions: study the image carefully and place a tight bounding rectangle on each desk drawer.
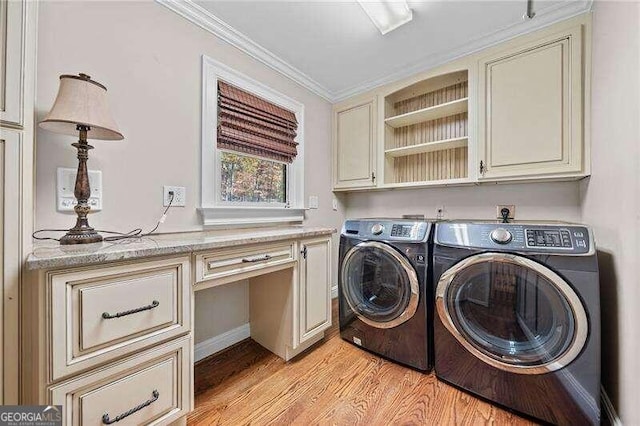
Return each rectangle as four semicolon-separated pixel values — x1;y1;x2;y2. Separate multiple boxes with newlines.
49;257;191;381
49;337;190;426
195;242;295;287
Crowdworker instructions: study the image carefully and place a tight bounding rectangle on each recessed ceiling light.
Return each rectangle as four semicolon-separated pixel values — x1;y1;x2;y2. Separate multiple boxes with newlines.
357;0;413;35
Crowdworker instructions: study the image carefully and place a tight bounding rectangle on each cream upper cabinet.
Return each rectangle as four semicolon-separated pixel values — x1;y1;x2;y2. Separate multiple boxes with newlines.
329;15;590;190
298;237;332;345
478;23;587;180
333;97;377;190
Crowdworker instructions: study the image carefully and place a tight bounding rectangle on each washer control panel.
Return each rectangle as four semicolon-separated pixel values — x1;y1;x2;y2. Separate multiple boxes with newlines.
435;222;592;255
342;219;431;242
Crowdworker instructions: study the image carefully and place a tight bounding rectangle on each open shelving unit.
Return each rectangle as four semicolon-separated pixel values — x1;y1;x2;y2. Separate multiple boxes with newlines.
384;70;469;185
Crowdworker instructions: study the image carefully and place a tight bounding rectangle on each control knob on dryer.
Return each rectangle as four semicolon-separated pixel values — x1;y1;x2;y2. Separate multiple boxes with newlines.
491;228;513;244
371;223;384;235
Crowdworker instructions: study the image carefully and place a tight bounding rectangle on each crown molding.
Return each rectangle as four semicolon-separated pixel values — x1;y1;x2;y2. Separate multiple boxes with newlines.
157;0;592;104
331;0;593;101
156;0;334;102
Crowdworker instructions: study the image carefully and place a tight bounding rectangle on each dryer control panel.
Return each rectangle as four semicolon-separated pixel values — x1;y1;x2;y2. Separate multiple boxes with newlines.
435;222;593;255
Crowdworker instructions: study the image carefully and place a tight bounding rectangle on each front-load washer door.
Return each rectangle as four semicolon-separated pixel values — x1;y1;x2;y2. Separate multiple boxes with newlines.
341;241;419;329
436;253;588;374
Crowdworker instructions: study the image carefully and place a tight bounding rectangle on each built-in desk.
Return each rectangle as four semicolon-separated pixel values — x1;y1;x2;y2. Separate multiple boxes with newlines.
22;226;335;425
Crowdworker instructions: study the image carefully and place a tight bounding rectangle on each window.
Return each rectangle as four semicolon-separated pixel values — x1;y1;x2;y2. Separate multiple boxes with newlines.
220;152;287;204
200;56;305;226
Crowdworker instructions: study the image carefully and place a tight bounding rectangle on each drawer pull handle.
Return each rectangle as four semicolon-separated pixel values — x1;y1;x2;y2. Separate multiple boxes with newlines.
242;255;272;263
102;389;159;424
102;300;159;319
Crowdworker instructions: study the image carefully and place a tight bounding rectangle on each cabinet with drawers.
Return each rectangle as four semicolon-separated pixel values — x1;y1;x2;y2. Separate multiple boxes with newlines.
22;228;335;424
22;255;193;425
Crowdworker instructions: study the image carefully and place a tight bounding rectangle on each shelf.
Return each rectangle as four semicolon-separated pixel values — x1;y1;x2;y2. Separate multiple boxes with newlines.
384;97;468;129
386;70;468;104
385;137;468;158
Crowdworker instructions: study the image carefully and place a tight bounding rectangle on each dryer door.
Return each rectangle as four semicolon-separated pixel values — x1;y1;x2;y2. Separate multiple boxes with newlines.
341;241;419;329
436;253;588;374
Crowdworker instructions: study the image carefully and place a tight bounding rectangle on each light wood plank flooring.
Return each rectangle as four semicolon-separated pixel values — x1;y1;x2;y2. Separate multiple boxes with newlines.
189;301;536;425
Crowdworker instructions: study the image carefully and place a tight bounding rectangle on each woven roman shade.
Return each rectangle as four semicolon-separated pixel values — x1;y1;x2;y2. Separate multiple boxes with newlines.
217;81;298;163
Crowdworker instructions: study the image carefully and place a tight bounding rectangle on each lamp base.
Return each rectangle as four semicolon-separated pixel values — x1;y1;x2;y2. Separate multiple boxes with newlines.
59;125;104;246
60;227;103;245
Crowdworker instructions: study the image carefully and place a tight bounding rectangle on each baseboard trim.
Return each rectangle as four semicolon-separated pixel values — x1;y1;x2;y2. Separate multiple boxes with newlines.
194;323;251;362
601;385;622;426
331;285;338;299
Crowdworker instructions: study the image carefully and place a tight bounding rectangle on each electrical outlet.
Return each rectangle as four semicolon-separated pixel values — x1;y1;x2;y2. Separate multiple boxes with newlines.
308;195;319;209
164;186;186;207
436;205;445;219
496;205;516;220
332;198;338;211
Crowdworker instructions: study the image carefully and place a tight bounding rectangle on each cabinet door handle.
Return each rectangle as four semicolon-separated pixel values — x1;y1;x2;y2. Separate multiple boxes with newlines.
102;390;159;424
102;300;159;320
242;255;272;263
301;246;307;260
371;172;376;183
479;160;485;175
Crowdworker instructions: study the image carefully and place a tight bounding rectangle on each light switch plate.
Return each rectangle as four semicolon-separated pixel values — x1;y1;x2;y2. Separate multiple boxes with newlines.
57;167;102;212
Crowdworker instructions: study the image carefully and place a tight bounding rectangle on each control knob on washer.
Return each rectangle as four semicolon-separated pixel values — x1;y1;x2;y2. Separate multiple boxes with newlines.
491;228;512;244
371;223;384;235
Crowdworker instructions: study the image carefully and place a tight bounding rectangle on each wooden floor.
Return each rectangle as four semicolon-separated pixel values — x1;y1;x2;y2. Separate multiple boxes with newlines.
189;301;536;425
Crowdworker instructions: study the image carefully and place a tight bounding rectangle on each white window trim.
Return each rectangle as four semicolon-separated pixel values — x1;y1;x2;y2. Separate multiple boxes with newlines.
200;55;305;227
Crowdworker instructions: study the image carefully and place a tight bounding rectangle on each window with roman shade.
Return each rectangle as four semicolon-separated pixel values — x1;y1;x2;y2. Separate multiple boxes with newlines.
217;81;298;163
201;56;305;227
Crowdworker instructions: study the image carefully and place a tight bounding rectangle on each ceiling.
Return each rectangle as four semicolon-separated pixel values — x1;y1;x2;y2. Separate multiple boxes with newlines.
179;1;592;101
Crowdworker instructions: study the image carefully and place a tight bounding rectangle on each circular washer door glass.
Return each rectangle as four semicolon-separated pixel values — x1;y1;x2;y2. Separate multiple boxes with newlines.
437;254;588;373
341;242;418;328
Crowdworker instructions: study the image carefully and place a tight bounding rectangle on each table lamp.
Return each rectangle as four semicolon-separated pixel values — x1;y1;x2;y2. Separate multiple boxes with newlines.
40;73;123;245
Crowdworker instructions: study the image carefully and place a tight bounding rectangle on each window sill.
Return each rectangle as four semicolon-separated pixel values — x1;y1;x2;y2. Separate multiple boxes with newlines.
198;206;306;228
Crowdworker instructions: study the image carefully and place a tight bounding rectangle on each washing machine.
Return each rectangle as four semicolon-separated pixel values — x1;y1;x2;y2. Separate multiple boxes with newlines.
338;218;433;371
433;221;600;424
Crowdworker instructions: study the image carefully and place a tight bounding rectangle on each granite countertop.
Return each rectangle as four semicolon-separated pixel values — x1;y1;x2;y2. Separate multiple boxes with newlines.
27;226;336;270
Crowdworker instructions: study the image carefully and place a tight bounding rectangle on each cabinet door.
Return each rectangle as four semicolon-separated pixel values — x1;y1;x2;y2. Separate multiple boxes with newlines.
0;0;25;127
478;25;584;180
1;128;21;404
298;237;332;345
333;98;377;189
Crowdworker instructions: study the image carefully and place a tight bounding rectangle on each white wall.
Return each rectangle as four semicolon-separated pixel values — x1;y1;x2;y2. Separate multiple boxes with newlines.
35;1;344;345
194;280;249;345
346;181;582;222
580;2;640;424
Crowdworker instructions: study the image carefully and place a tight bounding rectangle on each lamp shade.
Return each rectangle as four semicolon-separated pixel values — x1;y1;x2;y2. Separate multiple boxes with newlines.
40;74;124;140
